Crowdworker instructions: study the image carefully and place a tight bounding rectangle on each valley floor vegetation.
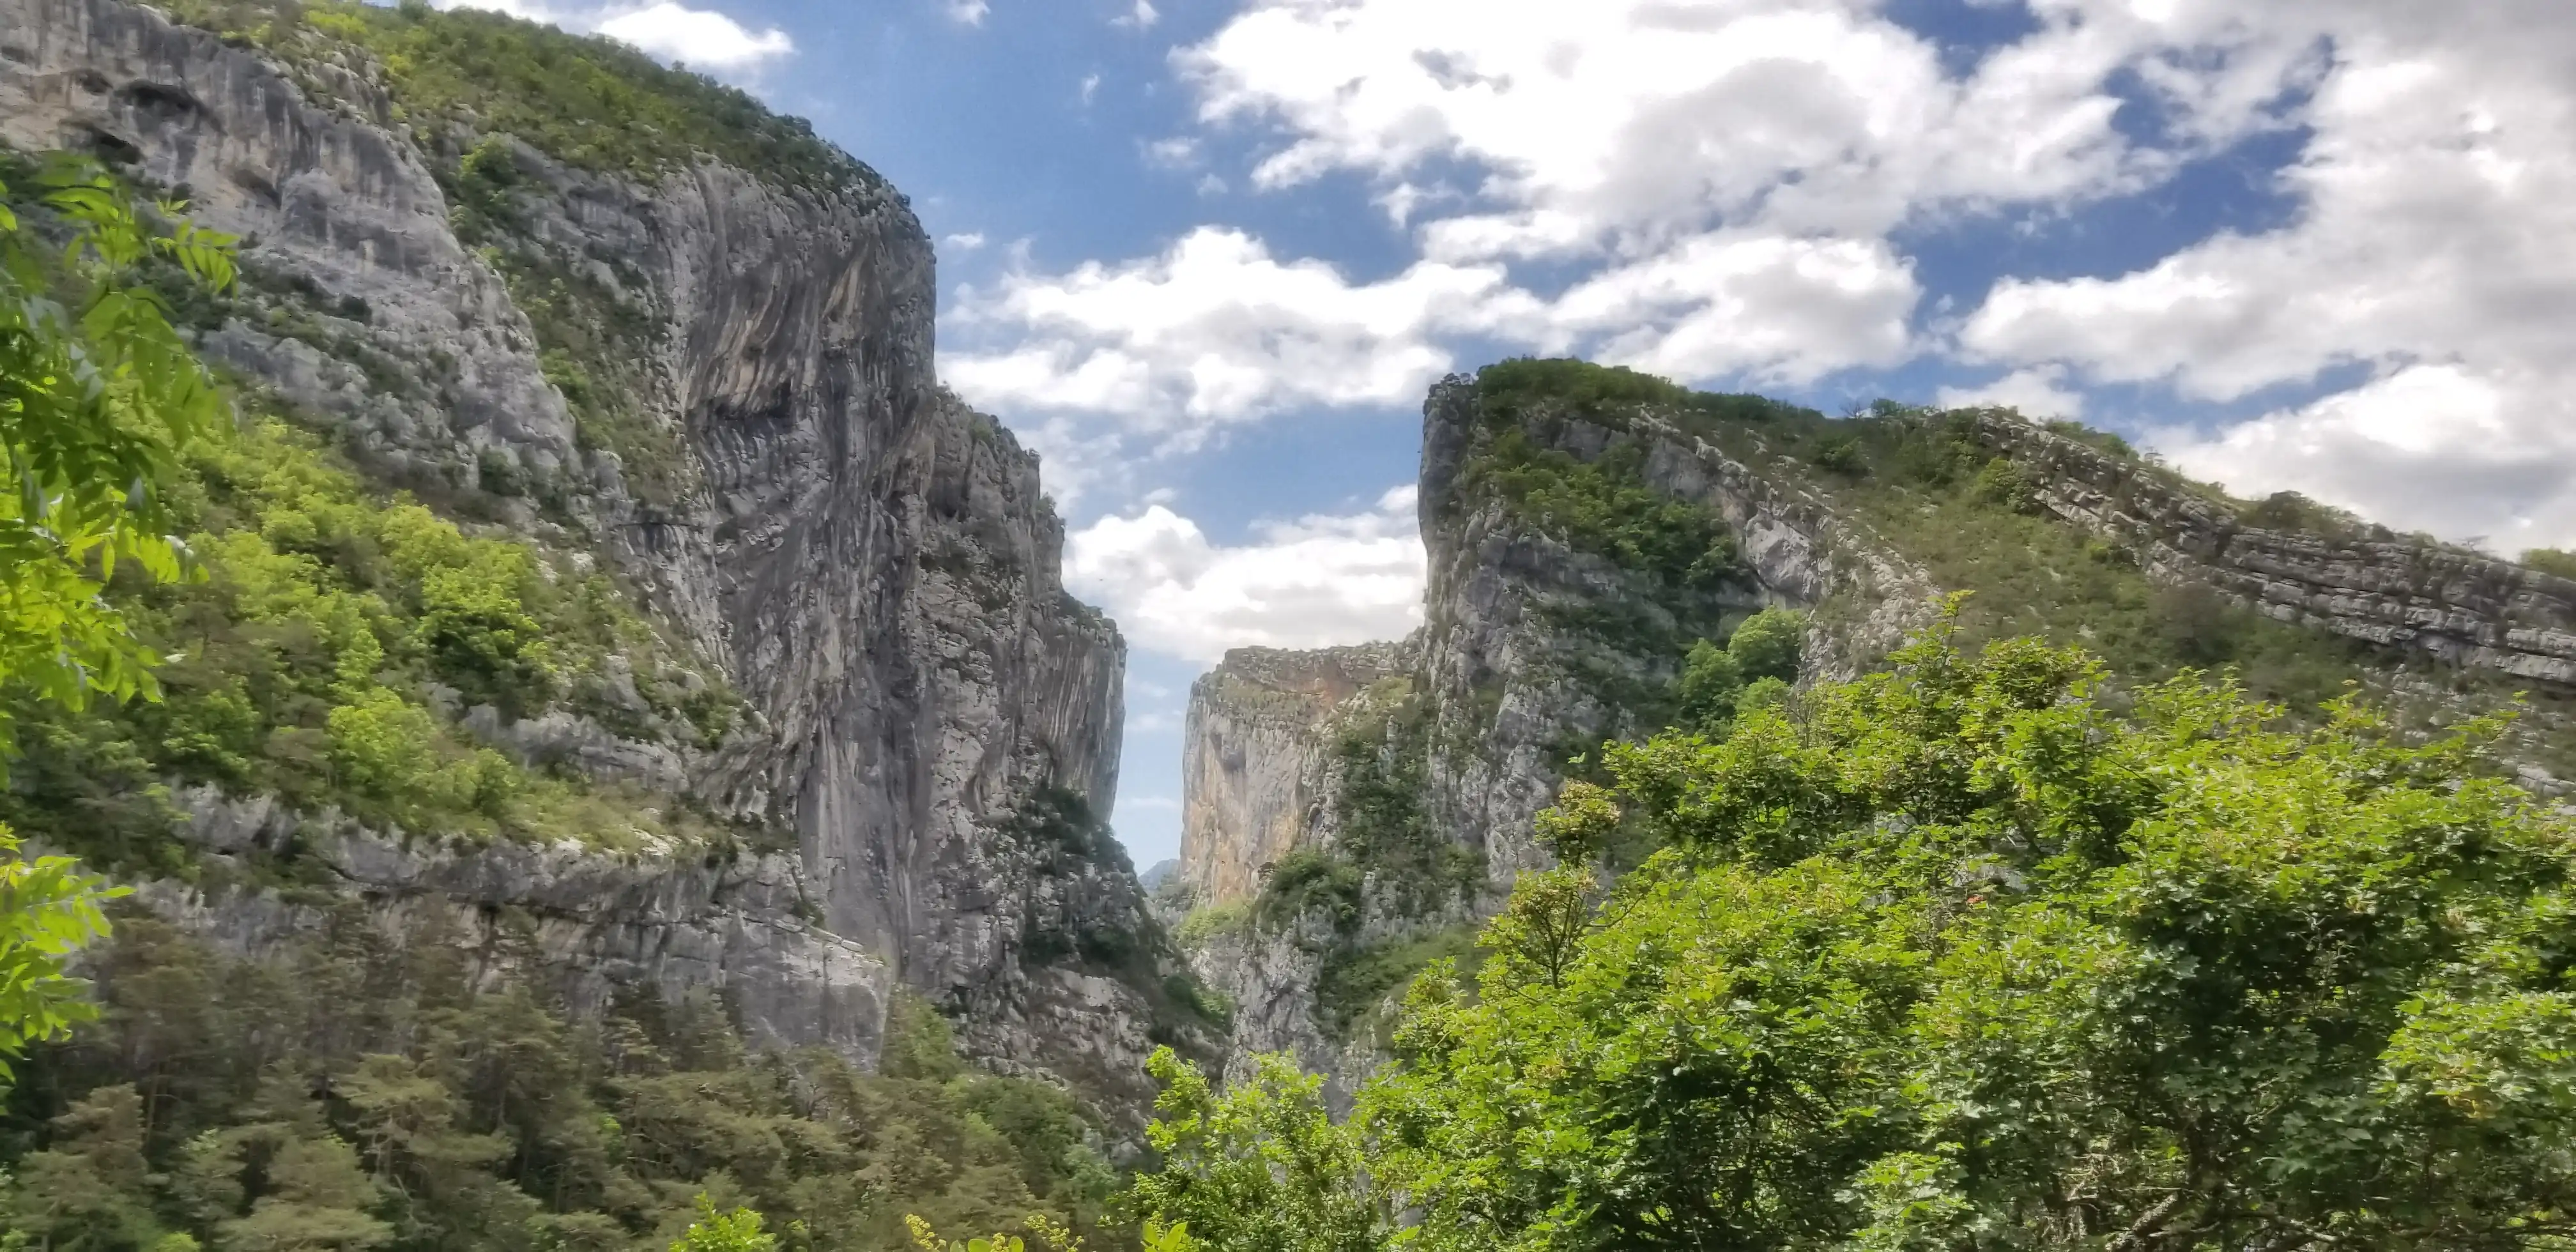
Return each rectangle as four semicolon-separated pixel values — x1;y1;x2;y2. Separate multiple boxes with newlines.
1128;609;2576;1251
1;913;1123;1250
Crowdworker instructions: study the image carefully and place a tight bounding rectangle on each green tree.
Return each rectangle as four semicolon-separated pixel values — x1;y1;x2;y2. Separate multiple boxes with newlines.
670;1196;774;1252
1125;1050;1385;1252
213;1132;393;1251
1672;638;1742;731
1724;605;1804;683
1134;608;2576;1251
0;156;233;738
1674;609;1804;735
339;1053;536;1249
0;156;231;1084
1385;616;2576;1248
3;1083;166;1248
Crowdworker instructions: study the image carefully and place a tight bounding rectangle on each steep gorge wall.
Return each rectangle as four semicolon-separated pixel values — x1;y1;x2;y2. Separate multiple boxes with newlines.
1179;375;2576;1093
1177;642;1413;908
0;0;1175;1121
1975;415;2576;686
1182;379;1853;1093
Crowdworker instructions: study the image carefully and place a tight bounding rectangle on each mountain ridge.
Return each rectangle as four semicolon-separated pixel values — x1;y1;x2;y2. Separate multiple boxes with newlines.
1176;360;2576;1094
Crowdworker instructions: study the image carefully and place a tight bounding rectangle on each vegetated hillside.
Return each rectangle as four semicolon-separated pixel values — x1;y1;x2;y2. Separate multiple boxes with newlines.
1656;382;2576;777
0;0;1216;1239
3;915;1130;1248
1174;356;2576;1096
1137;616;2576;1251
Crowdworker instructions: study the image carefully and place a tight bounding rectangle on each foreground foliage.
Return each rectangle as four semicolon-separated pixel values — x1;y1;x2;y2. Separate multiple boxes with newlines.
0;157;236;1081
1134;612;2576;1250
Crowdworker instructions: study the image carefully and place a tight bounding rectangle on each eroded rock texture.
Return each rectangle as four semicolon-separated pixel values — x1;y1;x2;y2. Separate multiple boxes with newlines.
0;0;1180;1127
1178;375;2576;1095
1177;642;1413;908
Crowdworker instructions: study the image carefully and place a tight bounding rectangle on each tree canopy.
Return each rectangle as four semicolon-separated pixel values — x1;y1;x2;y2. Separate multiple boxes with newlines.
0;155;233;1084
1135;606;2576;1250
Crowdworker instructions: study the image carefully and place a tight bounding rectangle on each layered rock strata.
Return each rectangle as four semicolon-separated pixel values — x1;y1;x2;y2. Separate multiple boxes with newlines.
1;0;1177;1122
1975;414;2576;686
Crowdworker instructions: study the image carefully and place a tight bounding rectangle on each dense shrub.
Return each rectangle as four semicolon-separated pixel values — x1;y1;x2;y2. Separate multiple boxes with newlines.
0;415;744;867
1466;432;1739;590
1;917;1121;1249
1135;618;2576;1251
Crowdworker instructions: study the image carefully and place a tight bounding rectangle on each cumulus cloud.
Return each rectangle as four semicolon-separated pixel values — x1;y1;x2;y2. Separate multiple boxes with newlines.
949;0;2576;567
945;0;990;26
948;0;2231;445
1064;487;1428;663
1177;0;2195;254
1959;0;2576;544
1112;0;1158;29
1554;233;1917;385
434;0;793;71
943;229;1536;444
594;2;789;67
2152;365;2576;547
944;231;987;252
944;222;1918;438
1936;366;2087;420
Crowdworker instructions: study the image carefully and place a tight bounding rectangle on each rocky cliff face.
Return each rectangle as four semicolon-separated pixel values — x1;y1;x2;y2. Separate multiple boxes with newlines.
1183;379;1827;1094
1974;414;2576;686
1407;381;1906;893
1177;641;1413;908
146;786;889;1055
1180;372;2576;1093
1;0;1180;1126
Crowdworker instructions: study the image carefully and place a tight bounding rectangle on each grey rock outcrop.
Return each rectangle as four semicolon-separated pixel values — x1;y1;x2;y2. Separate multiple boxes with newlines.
146;787;889;1058
1178;641;1414;908
1411;383;1839;891
1183;379;1855;1092
1;0;1177;1124
0;0;580;486
1972;413;2576;686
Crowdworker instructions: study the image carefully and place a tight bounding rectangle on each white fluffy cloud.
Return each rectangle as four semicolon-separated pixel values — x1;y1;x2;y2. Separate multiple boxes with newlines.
1552;233;1917;385
594;2;790;67
2153;365;2576;548
1936;366;2086;420
434;0;793;71
947;0;2244;445
1180;0;2174;253
944;229;1536;444
1065;487;1428;663
954;0;2576;569
1958;0;2576;544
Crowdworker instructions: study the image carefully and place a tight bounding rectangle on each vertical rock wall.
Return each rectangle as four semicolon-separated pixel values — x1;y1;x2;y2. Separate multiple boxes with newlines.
0;0;1177;1125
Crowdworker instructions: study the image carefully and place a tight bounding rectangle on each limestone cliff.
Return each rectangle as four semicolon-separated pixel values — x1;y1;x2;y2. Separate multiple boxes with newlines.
1973;414;2576;686
0;0;1188;1127
1176;641;1413;909
1179;369;2576;1094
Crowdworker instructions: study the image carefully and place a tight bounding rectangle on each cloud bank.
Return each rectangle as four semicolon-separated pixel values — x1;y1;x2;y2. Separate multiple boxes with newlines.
1064;487;1427;664
946;0;2576;554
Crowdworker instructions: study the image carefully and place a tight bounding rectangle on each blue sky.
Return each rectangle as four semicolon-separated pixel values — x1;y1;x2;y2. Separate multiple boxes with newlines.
463;0;2576;869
